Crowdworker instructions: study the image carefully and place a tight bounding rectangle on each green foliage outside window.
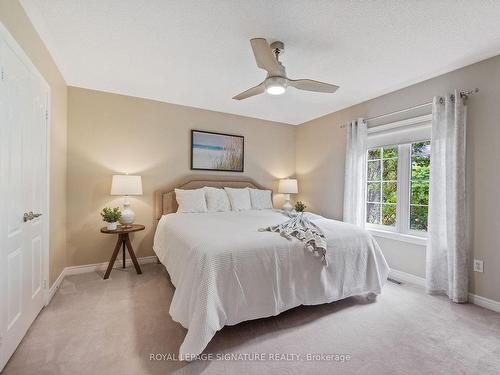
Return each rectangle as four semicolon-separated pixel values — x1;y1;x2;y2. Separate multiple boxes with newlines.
410;141;431;231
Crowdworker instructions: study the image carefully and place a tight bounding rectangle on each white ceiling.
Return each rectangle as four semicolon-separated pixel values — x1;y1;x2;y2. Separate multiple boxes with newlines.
21;0;500;125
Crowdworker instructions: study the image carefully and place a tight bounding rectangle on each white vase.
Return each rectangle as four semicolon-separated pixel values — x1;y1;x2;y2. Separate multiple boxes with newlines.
107;222;118;231
119;199;135;227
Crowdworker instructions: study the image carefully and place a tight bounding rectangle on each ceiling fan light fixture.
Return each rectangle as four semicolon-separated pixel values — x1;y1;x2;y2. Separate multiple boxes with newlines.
265;76;287;95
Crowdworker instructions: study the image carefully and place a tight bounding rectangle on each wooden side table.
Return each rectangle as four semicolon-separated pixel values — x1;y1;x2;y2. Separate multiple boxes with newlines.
100;224;145;279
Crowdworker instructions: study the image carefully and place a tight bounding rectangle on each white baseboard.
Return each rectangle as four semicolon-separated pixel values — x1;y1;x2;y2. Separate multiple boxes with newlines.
45;255;158;305
389;268;426;287
64;255;157;276
388;268;500;313
468;293;500;314
47;268;66;304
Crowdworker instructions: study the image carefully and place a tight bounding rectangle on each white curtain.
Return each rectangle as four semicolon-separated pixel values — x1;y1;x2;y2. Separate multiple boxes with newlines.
343;118;367;227
426;90;468;303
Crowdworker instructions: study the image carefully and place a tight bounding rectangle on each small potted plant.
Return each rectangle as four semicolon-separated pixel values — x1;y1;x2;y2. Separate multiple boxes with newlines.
101;207;121;230
294;201;307;213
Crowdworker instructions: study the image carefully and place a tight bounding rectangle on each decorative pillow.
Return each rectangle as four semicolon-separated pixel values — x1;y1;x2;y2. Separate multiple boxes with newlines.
204;187;231;212
224;187;252;211
175;188;207;213
248;188;273;210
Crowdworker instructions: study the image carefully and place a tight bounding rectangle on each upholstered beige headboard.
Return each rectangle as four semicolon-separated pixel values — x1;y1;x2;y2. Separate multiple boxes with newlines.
155;175;269;221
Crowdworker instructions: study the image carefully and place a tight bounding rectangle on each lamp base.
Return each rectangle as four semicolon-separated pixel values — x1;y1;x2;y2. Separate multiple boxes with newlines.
282;200;293;212
119;200;135;227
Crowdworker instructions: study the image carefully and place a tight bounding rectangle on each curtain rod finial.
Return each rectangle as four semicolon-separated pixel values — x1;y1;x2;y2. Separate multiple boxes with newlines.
460;87;479;99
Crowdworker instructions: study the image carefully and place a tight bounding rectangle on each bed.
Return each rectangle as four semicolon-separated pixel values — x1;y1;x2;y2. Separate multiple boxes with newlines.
153;176;390;360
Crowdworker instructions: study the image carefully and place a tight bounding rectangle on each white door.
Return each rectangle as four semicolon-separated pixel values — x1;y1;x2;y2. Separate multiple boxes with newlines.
0;29;48;371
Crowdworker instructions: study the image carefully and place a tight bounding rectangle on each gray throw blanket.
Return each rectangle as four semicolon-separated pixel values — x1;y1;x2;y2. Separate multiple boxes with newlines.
259;212;328;265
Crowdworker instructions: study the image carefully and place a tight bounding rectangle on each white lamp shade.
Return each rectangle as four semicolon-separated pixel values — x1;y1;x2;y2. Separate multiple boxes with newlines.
110;175;143;196
278;179;298;194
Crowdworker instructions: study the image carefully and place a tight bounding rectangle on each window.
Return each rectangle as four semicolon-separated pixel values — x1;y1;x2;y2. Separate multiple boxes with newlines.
365;139;431;237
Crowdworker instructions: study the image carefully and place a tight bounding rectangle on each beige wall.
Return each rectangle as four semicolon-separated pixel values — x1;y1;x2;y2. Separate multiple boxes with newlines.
67;87;296;266
0;0;68;285
296;54;500;302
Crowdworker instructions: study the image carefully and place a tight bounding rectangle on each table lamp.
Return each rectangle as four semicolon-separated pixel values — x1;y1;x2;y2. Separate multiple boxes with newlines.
278;178;298;211
110;175;143;227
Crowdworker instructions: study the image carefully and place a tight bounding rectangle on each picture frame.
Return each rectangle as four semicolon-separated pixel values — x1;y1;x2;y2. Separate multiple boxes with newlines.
191;130;244;172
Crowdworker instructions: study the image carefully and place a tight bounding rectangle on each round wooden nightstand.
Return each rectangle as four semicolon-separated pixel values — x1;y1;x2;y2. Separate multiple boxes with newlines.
100;224;145;279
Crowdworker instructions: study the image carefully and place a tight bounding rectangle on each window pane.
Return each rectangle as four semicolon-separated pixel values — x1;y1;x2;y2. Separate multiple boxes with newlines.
366;203;381;224
410;140;431;232
383;158;397;180
411;181;429;205
382;182;397;203
412;141;431;156
366;144;399;227
367;160;381;181
382;204;396;226
368;148;381;160
367;182;381;202
383;146;398;158
411;156;430;180
410;205;428;231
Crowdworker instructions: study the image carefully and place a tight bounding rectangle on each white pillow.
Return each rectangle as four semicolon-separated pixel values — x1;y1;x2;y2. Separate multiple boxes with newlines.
204;187;231;212
175;188;207;213
248;188;273;210
224;187;252;211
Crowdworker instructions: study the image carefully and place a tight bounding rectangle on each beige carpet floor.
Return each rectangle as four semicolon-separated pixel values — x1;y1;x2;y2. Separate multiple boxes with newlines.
3;263;500;375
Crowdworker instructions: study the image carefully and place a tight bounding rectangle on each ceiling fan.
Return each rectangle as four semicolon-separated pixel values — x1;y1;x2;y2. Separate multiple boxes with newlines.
233;38;339;100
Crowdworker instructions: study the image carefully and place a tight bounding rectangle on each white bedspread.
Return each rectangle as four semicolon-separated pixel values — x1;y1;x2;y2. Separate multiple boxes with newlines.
153;210;389;359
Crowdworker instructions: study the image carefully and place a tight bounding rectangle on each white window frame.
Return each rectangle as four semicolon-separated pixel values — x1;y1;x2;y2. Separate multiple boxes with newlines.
365;115;431;245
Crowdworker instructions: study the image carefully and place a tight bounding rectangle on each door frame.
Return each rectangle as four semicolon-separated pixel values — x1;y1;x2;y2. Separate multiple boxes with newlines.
0;22;51;307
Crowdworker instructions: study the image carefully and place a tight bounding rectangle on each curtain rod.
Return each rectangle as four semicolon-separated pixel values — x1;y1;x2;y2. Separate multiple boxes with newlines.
341;88;479;127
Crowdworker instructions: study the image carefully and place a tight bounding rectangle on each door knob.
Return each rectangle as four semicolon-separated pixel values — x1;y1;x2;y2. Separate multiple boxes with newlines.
23;212;42;222
23;212;34;222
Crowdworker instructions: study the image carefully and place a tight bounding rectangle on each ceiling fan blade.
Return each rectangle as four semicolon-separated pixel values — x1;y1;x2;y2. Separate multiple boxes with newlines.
250;38;281;76
232;81;266;100
288;79;339;93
